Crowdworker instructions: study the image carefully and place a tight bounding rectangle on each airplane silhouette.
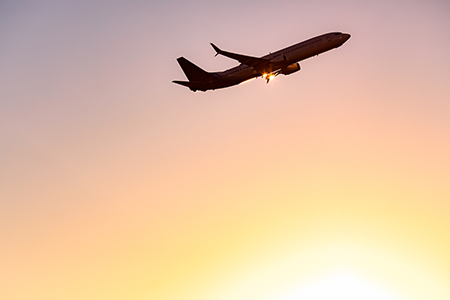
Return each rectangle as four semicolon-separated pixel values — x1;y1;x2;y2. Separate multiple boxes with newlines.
173;32;350;92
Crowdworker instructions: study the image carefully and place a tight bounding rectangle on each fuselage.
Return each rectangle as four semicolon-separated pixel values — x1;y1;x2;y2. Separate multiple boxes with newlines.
214;32;350;89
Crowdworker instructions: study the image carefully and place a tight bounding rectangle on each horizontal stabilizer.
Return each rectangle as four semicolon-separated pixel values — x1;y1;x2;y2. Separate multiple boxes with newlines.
172;80;203;91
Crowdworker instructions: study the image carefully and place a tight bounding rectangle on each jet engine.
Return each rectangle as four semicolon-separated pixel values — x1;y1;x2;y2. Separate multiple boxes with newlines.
280;63;301;75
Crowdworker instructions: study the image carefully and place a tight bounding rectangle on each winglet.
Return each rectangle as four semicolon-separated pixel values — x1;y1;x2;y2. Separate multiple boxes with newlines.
210;43;222;57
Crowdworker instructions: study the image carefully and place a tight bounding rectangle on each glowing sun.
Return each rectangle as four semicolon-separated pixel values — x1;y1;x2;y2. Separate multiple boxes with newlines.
284;272;400;300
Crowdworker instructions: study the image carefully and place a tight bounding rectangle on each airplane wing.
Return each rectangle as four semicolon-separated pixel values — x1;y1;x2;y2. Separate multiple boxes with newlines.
210;43;269;72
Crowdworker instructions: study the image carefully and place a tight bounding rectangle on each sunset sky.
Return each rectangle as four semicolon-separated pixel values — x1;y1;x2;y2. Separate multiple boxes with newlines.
1;1;450;300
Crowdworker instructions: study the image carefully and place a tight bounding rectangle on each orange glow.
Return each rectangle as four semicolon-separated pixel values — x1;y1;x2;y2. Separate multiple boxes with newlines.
262;73;276;82
2;2;450;300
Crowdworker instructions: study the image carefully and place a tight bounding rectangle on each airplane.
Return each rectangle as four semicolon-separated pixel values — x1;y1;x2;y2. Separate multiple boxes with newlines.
173;32;350;92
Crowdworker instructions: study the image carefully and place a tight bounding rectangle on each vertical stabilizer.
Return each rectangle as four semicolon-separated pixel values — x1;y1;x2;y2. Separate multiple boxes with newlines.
176;57;213;82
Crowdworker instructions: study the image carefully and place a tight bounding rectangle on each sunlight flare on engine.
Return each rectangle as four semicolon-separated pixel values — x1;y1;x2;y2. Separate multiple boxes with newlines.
262;73;276;83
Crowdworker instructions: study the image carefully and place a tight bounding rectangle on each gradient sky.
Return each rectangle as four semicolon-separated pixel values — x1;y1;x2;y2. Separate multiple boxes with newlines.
1;1;450;300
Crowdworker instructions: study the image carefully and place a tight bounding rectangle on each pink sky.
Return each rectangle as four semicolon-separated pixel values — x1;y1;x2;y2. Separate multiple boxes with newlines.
1;1;450;300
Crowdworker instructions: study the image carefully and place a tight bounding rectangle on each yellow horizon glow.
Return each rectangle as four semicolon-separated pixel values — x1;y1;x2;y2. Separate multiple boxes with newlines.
282;271;400;300
2;1;450;300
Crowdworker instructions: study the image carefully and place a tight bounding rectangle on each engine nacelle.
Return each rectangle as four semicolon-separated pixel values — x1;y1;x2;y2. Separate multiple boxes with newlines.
280;63;301;75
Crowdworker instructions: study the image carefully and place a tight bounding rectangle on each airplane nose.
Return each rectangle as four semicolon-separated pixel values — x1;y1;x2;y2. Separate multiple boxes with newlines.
344;33;351;41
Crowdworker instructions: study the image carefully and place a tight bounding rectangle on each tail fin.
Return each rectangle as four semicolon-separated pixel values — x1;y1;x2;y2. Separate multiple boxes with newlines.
176;57;213;82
